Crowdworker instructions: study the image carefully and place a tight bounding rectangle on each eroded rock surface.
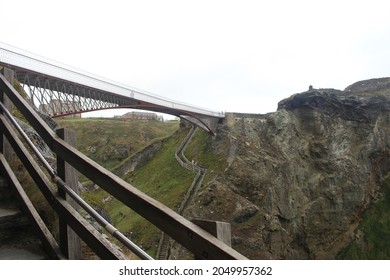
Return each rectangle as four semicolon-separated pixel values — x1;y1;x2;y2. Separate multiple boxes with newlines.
184;78;390;259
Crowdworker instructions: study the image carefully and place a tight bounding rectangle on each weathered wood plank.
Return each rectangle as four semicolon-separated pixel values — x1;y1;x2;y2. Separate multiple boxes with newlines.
192;220;232;247
57;128;82;260
0;68;14;162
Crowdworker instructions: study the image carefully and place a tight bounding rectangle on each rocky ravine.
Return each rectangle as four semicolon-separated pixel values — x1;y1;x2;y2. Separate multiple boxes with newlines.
182;78;390;259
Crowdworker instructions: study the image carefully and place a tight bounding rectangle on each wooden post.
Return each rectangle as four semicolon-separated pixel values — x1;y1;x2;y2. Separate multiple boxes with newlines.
56;128;82;259
0;67;14;162
192;219;232;259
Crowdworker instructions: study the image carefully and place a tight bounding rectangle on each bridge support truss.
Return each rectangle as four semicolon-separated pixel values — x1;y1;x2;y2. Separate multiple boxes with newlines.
16;71;137;117
15;70;222;133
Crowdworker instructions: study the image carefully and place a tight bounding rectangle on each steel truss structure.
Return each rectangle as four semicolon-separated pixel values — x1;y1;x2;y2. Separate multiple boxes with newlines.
16;71;138;117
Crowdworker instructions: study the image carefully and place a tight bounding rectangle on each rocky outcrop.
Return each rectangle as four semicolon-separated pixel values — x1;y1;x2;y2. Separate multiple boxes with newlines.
184;78;390;259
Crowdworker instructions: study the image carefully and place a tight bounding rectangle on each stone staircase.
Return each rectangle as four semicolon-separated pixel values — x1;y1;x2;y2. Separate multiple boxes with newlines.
0;174;48;259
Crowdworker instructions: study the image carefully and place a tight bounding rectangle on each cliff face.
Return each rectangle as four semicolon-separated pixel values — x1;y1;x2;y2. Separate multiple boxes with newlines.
184;78;390;259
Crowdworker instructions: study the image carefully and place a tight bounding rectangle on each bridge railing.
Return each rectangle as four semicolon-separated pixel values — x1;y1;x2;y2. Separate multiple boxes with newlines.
0;72;246;260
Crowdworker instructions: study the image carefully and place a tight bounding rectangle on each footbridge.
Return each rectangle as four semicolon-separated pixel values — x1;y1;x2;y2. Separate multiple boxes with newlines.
0;42;224;134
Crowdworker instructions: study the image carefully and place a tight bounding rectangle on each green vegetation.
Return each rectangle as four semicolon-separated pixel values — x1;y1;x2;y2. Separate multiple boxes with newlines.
123;128;195;208
338;176;390;259
184;128;227;185
57;118;178;170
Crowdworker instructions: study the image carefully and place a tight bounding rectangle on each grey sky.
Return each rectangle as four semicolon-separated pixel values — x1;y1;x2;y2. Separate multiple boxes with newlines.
2;0;390;117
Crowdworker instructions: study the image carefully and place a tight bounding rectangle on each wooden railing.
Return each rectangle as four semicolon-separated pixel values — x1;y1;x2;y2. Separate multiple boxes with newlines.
0;71;247;260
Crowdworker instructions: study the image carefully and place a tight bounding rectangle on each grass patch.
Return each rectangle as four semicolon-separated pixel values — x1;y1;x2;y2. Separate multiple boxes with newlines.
124;128;194;207
184;128;227;185
57;118;179;170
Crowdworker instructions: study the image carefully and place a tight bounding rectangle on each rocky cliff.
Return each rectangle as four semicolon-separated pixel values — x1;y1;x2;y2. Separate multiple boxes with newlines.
182;78;390;259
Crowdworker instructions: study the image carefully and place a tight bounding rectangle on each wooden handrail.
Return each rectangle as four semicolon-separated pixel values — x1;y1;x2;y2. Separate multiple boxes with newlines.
0;73;247;259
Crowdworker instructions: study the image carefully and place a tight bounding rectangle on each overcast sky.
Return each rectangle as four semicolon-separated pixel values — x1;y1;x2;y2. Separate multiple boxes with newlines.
2;0;390;117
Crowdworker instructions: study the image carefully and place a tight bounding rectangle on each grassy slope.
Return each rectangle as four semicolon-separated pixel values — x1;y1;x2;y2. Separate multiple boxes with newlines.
184;128;227;186
106;128;195;256
56;118;179;170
